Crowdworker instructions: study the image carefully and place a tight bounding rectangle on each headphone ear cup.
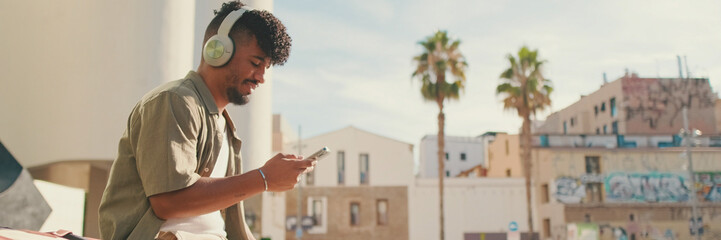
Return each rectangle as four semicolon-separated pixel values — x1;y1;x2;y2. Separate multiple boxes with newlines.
203;35;235;67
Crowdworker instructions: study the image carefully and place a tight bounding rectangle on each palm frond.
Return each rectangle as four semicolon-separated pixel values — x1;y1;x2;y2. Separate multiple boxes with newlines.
495;46;552;117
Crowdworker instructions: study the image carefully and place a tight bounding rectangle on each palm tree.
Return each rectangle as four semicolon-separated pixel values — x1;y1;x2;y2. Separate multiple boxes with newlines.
496;46;552;240
412;30;468;240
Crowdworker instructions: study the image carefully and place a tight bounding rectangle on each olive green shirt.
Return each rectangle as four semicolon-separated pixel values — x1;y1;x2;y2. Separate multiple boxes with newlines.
99;71;249;240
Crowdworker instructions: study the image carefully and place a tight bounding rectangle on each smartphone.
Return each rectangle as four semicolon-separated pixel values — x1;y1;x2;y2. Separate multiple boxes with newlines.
305;146;330;160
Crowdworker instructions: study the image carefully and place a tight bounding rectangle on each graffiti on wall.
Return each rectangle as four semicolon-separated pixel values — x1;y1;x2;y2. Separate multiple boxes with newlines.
554;172;721;203
555;177;586;203
696;172;721;202
599;224;679;240
623;76;715;129
605;172;690;202
567;223;599;240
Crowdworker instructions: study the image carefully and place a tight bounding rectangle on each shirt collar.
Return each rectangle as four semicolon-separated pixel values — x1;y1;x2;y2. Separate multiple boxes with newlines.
186;70;220;115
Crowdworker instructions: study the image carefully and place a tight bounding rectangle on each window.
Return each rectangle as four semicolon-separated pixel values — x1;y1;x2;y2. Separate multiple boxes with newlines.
570;117;575;127
610;97;617;117
612;121;618;134
586;183;602;203
360;154;369;185
603;125;607;134
460;153;466;161
505;140;510;155
307;197;327;234
543;218;551;238
584;214;591;223
585;156;600;174
337;151;345;185
446;170;450;177
312;199;323;226
377;199;388;226
563;121;568;134
350;202;360;226
541;184;550;203
601;102;606;112
506;169;511;177
445;152;449;160
585;156;602;203
594;106;599;116
596;128;600;135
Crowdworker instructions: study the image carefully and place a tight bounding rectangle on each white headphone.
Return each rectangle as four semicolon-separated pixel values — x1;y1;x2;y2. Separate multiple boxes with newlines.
203;7;254;67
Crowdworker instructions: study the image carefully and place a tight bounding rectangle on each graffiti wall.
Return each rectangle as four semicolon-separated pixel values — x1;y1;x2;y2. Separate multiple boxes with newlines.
604;172;690;203
556;177;586;204
622;75;716;134
554;172;721;203
695;172;721;202
598;223;682;240
567;223;599;240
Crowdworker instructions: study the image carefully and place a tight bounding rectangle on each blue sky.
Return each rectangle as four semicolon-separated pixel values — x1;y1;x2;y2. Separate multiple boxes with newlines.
270;0;721;147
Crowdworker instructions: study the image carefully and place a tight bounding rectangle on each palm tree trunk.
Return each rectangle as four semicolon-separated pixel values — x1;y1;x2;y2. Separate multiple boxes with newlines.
521;111;534;240
437;108;445;240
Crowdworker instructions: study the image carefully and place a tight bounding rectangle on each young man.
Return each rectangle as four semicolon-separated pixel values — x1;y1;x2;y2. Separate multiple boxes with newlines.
99;2;311;239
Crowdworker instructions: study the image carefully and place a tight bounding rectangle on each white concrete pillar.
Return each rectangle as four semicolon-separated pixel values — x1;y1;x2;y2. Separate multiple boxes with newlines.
0;0;196;167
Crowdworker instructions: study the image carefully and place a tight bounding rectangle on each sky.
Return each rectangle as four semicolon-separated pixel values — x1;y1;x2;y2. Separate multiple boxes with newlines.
270;0;721;149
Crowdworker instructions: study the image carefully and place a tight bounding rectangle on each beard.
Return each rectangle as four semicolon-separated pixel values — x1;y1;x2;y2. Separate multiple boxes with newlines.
226;75;251;105
227;87;249;105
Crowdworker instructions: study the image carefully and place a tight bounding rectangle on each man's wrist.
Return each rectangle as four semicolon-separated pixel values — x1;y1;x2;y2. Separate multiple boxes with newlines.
257;168;268;192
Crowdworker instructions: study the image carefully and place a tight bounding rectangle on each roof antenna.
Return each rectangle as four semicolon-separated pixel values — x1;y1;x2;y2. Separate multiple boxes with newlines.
677;55;684;78
684;55;691;79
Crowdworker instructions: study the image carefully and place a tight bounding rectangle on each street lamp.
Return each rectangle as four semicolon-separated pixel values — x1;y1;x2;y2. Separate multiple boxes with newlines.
680;107;702;240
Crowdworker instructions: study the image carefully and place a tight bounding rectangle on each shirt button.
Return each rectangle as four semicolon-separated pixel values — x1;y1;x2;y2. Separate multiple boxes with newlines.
204;168;210;172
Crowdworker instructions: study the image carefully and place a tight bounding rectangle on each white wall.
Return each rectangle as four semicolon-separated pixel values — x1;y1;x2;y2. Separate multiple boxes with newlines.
35;180;85;234
409;178;530;240
286;126;415;187
419;135;484;178
0;1;196;167
1;1;281;238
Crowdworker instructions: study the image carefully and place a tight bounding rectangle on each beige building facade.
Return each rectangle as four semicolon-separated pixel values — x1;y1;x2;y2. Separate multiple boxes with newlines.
281;126;414;240
486;133;523;178
536;73;717;136
531;71;721;240
285;186;408;240
532;141;721;240
716;99;721;135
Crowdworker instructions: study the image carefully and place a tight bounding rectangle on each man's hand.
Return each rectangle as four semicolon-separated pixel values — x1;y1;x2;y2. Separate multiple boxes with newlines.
259;153;316;192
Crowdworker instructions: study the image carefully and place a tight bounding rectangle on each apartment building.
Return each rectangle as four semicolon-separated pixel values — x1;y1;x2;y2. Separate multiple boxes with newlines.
486;132;523;178
532;135;721;240
282;126;414;240
531;72;721;240
418;135;486;178
535;72;717;136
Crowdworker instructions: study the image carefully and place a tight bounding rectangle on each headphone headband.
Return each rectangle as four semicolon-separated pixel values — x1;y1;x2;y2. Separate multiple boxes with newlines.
218;6;253;36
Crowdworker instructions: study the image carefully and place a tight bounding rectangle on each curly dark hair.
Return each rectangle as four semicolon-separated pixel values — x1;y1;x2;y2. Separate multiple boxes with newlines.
205;1;292;66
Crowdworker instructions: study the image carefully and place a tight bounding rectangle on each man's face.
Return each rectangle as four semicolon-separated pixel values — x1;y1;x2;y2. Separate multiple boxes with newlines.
224;34;270;105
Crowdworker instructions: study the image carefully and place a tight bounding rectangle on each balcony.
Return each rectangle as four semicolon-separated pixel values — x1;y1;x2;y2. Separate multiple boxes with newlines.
534;134;721;148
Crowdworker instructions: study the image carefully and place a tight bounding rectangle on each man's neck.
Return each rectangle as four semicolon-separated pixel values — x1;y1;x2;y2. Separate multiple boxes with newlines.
197;67;228;113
